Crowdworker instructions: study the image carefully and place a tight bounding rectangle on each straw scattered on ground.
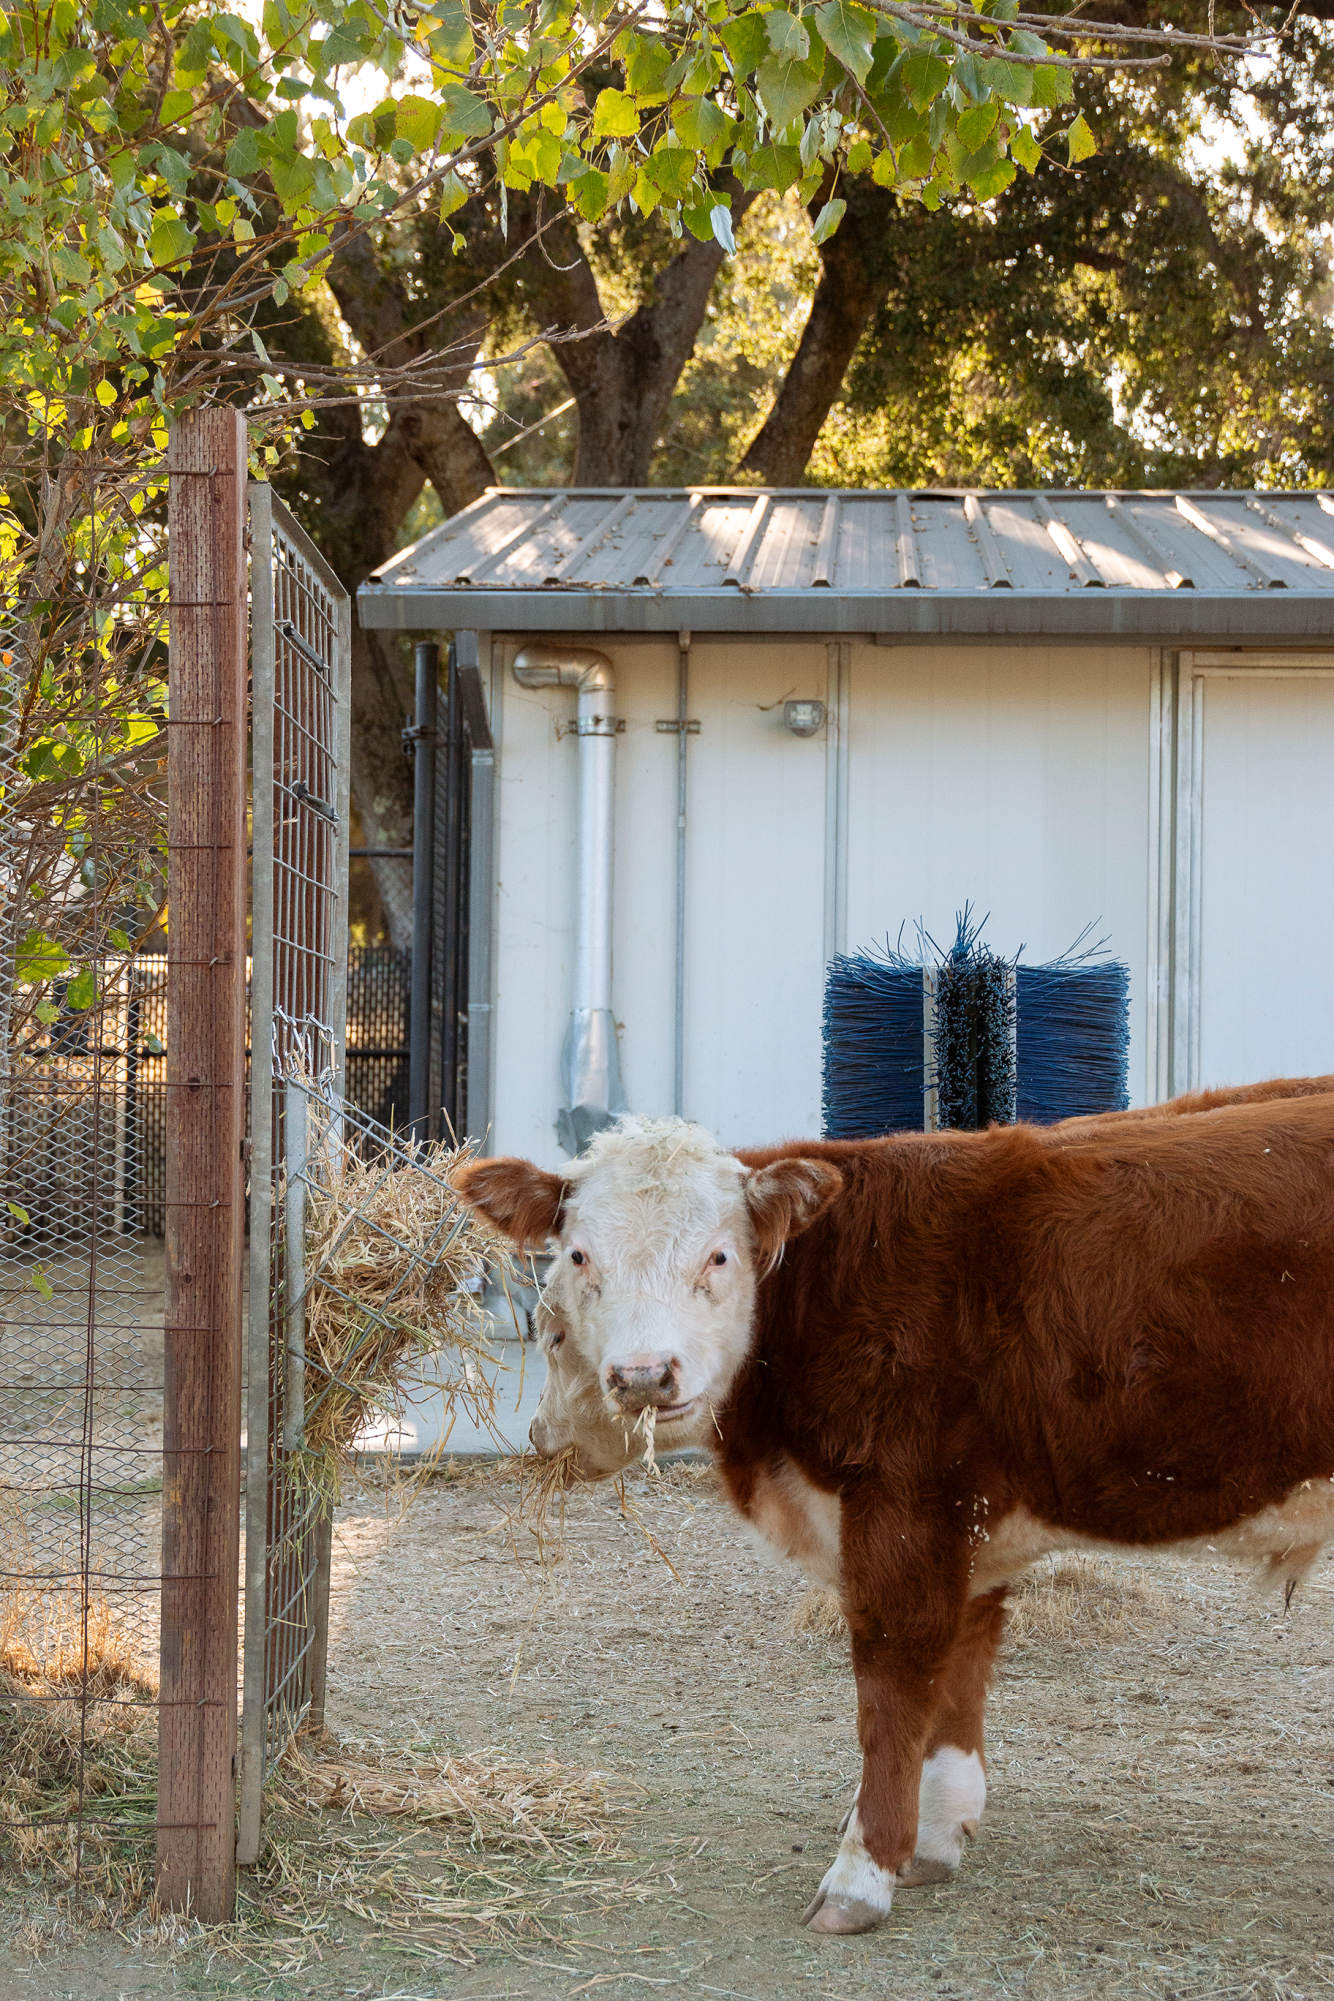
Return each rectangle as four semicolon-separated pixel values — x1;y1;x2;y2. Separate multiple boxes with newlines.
228;1729;655;1975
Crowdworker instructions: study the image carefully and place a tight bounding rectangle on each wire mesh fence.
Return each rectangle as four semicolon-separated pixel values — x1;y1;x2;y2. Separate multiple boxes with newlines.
344;945;410;1133
0;555;169;1882
239;482;350;1864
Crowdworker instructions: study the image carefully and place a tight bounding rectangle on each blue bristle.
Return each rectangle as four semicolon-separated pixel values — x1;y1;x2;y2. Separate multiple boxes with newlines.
822;943;927;1138
824;912;1130;1137
1015;958;1130;1122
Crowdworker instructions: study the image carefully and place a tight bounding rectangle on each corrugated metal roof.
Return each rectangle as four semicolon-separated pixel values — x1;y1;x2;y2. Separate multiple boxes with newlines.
358;487;1334;641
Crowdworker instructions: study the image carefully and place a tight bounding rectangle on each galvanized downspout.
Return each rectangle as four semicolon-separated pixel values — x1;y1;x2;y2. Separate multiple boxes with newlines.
513;643;627;1154
673;630;690;1118
407;639;438;1142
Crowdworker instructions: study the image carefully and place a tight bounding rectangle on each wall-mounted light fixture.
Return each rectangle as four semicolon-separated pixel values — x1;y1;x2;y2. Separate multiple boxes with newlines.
783;699;826;737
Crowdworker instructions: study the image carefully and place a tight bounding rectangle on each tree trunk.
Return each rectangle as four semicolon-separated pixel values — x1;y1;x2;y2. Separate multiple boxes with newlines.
736;179;893;485
514;187;759;484
276;230;496;946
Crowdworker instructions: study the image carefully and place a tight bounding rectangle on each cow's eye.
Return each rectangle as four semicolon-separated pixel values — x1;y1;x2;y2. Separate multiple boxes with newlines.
711;1251;727;1267
570;1249;585;1267
549;1329;566;1350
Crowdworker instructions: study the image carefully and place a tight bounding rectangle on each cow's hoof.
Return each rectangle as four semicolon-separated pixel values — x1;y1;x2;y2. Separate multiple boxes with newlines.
896;1855;955;1888
801;1890;886;1935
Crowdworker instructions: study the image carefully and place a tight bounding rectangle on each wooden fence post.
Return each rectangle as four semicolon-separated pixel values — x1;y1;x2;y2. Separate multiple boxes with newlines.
159;407;248;1920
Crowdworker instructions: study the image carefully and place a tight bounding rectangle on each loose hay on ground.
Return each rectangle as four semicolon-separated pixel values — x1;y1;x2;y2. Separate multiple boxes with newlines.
1005;1551;1174;1644
234;1733;652;1973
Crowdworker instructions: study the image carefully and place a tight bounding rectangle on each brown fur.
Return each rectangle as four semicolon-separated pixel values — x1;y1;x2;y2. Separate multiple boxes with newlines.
454;1156;567;1247
718;1088;1334;1884
745;1157;844;1267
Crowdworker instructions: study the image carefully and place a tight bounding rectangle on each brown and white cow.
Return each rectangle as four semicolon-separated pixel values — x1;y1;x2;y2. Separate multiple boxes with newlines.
456;1082;1334;1936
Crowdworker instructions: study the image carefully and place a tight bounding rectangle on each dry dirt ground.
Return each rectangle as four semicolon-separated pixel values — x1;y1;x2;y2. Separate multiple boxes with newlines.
5;1460;1334;2001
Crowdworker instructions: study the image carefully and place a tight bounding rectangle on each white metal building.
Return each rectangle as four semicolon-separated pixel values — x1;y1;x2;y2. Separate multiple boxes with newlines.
358;487;1334;1167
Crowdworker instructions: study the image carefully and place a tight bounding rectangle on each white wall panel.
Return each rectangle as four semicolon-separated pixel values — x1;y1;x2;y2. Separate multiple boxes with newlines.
682;641;830;1147
492;636;1157;1162
491;639;829;1161
1195;671;1334;1087
844;644;1154;1105
490;642;576;1166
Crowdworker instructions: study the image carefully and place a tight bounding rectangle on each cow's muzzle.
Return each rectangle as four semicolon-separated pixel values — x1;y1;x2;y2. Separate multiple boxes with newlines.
603;1355;682;1413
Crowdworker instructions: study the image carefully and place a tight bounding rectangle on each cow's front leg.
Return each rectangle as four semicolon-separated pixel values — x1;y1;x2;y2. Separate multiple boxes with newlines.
803;1605;960;1935
897;1587;1005;1887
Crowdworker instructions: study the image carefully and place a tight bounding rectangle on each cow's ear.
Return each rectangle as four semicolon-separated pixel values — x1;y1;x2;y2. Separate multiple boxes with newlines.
454;1157;570;1247
743;1158;843;1267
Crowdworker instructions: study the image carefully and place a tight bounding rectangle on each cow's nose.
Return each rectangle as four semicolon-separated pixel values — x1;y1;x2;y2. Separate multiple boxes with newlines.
604;1356;680;1408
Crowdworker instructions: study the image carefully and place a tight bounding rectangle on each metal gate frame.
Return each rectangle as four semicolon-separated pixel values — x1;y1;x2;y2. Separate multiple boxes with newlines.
239;482;350;1864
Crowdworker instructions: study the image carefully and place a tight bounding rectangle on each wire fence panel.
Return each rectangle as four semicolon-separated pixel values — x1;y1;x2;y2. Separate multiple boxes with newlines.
239;485;350;1865
0;588;168;1881
344;945;410;1133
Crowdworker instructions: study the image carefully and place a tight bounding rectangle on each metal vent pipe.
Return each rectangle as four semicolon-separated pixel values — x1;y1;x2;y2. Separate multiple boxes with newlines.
513;643;628;1154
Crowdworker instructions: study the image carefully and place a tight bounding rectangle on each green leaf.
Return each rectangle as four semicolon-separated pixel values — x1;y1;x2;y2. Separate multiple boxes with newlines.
755;53;825;131
623;34;673;103
970;156;1017;200
845;136;872;173
7;1202;30;1226
898;133;934;178
1030;64;1073;108
395;93;441;152
143;1031;165;1056
643;146;696;200
420;0;474;71
34;1001;59;1025
569;166;610;220
812;0;876;84
719;12;770;76
1011;123;1042;171
593;87;639;138
764;9;810;58
735;141;802;192
65;967;96;1010
108;927;131;950
682;198;717;242
30;1267;54;1302
871;147;897;185
710;201;736;253
956;101;998;152
438;167;469;217
901;51;949;110
607;144;638;204
1067;111;1096;163
225;125;261;175
674;95;728;151
811;196;846;243
15;931;69;985
438;82;492;139
148;211;194;266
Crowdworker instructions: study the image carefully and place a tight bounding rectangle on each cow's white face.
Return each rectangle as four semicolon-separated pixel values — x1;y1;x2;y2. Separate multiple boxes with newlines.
456;1120;842;1472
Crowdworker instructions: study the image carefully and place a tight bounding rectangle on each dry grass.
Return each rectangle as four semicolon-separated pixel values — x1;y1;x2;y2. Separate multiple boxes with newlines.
790;1554;1174;1651
1005;1551;1173;1645
0;1583;160;1927
791;1584;848;1640
229;1731;653;1973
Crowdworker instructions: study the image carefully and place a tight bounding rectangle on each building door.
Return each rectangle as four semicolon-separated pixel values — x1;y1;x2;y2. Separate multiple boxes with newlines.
1168;653;1334;1092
